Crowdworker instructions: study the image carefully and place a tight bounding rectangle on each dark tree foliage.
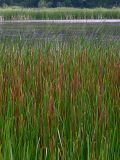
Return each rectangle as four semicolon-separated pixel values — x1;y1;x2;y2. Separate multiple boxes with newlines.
0;0;119;7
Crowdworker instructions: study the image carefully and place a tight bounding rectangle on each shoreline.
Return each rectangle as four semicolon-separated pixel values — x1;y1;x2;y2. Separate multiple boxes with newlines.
0;19;120;24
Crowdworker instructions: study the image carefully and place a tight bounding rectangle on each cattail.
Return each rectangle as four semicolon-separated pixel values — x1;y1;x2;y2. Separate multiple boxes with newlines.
33;101;37;124
35;59;43;105
18;78;24;103
11;85;17;103
48;94;54;134
107;58;120;104
47;84;55;152
11;68;17;101
11;68;24;103
19;61;25;85
71;69;79;100
97;61;104;123
48;96;55;153
58;64;64;96
71;69;79;136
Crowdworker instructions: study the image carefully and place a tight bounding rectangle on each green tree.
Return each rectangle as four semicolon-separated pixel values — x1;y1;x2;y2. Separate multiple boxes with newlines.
0;0;119;7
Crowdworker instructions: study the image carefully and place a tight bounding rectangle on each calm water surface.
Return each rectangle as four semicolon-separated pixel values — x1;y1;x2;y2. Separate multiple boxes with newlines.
0;22;120;41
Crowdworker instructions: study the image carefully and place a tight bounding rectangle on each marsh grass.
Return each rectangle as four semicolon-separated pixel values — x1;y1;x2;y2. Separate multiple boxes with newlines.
0;7;120;20
0;38;119;159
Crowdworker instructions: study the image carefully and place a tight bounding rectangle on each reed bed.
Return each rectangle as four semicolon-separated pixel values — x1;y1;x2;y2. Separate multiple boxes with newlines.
0;38;119;160
0;7;120;20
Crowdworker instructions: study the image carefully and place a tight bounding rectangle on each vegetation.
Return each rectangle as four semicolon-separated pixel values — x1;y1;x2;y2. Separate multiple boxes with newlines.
0;7;120;20
0;38;119;159
0;0;120;8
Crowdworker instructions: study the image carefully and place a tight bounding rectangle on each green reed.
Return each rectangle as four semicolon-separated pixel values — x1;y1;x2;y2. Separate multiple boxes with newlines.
0;7;120;20
0;38;119;160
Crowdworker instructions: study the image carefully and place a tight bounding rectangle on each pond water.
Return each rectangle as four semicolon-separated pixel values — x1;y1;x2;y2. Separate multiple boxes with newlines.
0;22;120;42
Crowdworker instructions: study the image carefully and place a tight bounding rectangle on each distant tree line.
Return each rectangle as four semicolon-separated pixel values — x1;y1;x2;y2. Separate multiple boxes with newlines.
0;0;120;8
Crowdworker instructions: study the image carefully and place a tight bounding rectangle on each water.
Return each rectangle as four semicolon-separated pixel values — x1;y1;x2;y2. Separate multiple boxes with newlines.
0;22;120;42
